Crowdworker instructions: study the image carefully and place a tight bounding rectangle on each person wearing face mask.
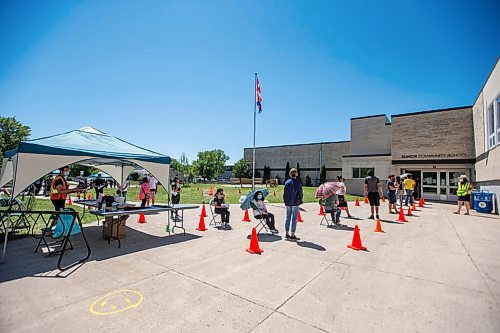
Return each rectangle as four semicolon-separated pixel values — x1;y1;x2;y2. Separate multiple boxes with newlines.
454;175;474;215
251;191;279;234
213;188;231;229
50;166;81;211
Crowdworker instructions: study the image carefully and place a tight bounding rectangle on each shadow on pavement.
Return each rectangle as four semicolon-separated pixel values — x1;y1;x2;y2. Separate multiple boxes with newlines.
379;219;403;224
328;224;355;231
296;241;326;251
246;233;282;242
0;225;200;283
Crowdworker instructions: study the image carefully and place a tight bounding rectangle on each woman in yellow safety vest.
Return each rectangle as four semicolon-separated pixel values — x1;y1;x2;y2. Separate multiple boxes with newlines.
454;175;473;215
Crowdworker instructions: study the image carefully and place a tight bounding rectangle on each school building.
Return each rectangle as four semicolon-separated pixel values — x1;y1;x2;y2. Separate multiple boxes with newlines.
243;59;499;210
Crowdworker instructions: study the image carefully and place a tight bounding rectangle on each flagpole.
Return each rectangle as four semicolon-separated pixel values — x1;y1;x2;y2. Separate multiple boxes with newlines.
252;73;257;191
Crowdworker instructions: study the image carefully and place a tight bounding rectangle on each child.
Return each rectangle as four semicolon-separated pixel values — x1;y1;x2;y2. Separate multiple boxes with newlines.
319;194;341;225
138;177;151;207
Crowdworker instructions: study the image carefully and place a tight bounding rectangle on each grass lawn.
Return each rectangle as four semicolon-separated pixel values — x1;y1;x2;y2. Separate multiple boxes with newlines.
100;183;359;205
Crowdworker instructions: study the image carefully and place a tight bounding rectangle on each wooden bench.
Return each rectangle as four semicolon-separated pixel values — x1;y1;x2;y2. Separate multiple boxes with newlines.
266;179;278;187
231;178;264;186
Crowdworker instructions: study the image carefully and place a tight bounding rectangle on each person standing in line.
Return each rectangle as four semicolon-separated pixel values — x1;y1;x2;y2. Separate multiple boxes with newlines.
395;176;404;209
403;174;416;206
139;177;151;208
148;174;158;205
386;175;398;214
336;175;354;218
283;168;303;240
364;169;383;220
171;176;182;221
454;175;474;215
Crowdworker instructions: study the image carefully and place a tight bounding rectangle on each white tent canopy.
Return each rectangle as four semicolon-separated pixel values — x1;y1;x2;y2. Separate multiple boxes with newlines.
0;127;171;199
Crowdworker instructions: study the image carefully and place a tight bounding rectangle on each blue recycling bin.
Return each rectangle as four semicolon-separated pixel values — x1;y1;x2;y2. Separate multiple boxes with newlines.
473;192;494;213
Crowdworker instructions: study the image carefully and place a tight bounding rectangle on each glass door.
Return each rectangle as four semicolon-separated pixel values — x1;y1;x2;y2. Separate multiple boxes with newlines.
439;172;447;200
422;171;438;200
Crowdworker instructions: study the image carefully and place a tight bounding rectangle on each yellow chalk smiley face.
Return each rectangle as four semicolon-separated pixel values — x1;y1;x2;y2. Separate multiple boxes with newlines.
89;289;143;315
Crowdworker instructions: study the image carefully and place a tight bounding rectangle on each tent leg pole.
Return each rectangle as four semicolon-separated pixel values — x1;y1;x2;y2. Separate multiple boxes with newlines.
1;216;12;263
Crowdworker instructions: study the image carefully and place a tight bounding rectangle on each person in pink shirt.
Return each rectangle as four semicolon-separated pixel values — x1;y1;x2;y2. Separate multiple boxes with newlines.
139;177;151;207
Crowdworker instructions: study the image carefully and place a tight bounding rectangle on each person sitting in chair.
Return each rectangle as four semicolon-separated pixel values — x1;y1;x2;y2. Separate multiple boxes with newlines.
213;188;230;229
251;191;279;234
319;194;341;225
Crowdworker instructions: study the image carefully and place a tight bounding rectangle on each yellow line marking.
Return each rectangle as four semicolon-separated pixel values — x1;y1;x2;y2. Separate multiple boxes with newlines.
89;289;144;316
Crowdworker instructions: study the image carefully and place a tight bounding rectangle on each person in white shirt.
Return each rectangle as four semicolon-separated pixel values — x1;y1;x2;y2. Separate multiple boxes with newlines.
116;179;130;203
336;176;354;218
148;175;159;205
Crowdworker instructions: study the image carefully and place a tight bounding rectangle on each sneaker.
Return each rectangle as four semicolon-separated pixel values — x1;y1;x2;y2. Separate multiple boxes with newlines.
225;224;231;229
376;215;380;220
285;234;290;239
271;229;279;234
368;215;374;219
290;234;297;240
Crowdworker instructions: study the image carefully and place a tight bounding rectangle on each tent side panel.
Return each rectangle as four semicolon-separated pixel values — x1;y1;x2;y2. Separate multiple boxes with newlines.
12;153;94;198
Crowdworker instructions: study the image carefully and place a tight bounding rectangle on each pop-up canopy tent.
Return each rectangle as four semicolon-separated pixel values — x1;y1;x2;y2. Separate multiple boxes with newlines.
0;126;171;200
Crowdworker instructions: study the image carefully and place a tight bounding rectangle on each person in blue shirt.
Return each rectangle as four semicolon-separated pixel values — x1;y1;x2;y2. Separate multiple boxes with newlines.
283;168;303;240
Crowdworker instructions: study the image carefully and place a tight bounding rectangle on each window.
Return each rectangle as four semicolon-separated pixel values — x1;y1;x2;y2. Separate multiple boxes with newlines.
352;167;374;178
488;102;496;148
487;97;500;150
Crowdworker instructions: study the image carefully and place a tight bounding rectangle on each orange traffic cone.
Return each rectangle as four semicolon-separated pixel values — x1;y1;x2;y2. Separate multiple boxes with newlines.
418;198;424;207
347;225;367;251
364;196;368;204
318;205;325;215
200;205;208;217
382;196;386;203
412;203;417;211
208;186;213;196
407;206;413;216
355;197;360;206
297;210;304;222
138;213;147;224
246;227;263;254
374;219;384;232
242;209;252;222
87;194;91;200
396;208;407;222
196;215;207;231
68;196;73;206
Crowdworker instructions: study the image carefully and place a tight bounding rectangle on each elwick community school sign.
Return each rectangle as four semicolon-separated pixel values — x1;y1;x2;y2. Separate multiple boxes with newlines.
401;153;468;159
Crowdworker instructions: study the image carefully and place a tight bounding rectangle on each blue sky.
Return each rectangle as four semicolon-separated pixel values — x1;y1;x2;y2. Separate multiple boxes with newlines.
1;0;499;164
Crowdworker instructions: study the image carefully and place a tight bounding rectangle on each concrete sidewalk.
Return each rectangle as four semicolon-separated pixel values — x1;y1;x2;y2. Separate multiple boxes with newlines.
0;202;499;332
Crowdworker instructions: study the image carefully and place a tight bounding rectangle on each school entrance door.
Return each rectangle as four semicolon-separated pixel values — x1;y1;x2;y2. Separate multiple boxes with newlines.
420;170;469;201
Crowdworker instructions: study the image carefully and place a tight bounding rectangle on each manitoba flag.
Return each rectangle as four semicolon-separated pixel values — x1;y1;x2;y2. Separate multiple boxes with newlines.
256;77;262;113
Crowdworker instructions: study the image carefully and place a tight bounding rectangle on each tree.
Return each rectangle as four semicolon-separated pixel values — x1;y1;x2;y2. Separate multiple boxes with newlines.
285;161;291;182
320;164;327;184
191;149;229;181
305;175;312;187
170;158;183;174
233;158;252;179
179;152;189;173
296;162;302;184
0;117;30;168
263;166;271;183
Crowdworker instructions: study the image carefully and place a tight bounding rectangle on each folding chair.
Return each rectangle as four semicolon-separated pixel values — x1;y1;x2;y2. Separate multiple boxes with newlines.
208;199;223;227
319;204;334;227
250;202;270;234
